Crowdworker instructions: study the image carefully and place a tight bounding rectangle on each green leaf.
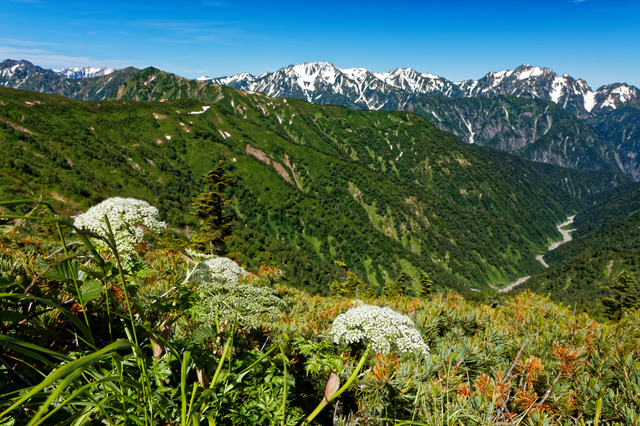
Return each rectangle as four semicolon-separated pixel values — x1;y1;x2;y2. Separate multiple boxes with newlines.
81;280;103;301
0;334;70;366
192;325;217;343
44;260;80;284
0;293;93;346
0;339;134;425
135;268;154;277
0;310;25;322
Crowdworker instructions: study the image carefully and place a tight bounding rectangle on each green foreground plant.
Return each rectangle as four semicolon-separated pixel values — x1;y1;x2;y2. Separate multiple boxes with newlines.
2;196;640;425
0;198;297;425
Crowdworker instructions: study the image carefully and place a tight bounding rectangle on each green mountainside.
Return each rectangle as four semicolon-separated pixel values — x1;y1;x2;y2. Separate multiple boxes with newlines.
543;182;640;267
405;95;639;179
4;62;639;181
2;84;631;295
115;68;640;180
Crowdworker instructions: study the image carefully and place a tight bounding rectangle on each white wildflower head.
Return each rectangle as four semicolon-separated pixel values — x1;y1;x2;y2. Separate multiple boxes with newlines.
74;197;166;261
186;249;246;286
331;304;429;355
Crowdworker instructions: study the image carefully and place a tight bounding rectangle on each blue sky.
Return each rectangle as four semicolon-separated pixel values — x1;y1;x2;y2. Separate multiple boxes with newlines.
2;0;638;88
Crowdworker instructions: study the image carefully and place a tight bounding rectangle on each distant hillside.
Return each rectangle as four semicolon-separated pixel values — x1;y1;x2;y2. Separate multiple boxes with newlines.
113;68;640;180
0;59;138;100
405;95;639;179
588;105;640;164
1;85;629;295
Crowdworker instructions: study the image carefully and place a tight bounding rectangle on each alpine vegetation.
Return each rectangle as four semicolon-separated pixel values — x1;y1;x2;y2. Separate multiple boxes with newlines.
331;304;428;355
185;248;287;329
191;281;288;330
73;197;166;261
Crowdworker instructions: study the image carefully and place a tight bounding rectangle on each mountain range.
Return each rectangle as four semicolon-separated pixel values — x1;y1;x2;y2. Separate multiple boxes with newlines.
4;59;638;116
204;62;639;117
0;59;136;100
52;66;115;79
1;58;640;180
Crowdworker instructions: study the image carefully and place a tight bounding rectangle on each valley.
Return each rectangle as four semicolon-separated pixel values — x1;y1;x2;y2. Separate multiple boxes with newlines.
499;215;576;293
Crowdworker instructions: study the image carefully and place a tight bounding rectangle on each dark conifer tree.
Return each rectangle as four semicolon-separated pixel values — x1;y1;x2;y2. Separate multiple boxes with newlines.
601;270;640;321
418;269;433;298
190;161;234;256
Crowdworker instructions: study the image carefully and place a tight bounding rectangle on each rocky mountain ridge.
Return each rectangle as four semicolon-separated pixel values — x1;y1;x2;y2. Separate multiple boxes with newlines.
53;66;116;79
207;62;639;117
406;95;640;179
0;59;138;100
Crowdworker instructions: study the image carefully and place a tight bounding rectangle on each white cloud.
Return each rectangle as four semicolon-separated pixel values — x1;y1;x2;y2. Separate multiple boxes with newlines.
0;45;134;69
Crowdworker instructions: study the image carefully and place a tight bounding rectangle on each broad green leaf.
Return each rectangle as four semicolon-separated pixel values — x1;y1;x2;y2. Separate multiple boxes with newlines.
0;310;25;322
81;280;103;301
44;260;80;284
192;325;217;343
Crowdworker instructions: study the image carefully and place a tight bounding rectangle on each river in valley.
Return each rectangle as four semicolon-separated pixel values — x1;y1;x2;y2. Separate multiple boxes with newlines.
497;215;576;293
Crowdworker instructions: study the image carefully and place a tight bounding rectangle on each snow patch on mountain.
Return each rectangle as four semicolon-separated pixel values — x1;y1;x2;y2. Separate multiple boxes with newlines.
53;67;115;79
550;76;565;104
516;65;544;80
583;91;597;112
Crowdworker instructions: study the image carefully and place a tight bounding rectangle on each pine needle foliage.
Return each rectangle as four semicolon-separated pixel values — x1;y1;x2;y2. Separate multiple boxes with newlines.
190;160;234;256
418;268;433;297
601;270;640;320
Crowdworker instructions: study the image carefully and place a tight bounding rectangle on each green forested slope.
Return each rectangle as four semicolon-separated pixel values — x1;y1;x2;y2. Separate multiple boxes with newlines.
0;85;631;294
589;105;640;161
515;183;640;312
544;182;640;267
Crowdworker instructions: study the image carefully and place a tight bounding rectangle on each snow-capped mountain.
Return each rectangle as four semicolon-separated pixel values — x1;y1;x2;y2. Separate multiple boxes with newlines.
593;83;640;111
375;67;462;97
0;59;51;88
210;62;458;111
210;62;639;117
53;67;115;79
0;59;137;100
453;64;640;117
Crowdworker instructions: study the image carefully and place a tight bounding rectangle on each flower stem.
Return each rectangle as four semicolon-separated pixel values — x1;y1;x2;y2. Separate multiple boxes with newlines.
301;344;371;425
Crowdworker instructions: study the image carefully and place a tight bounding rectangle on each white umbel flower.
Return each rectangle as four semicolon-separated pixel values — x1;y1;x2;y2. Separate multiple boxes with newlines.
74;197;166;260
331;304;429;355
186;249;246;286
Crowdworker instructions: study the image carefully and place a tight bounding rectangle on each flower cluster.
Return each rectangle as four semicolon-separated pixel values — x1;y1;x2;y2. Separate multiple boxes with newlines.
186;249;246;286
74;197;166;261
191;282;288;330
331;304;429;355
